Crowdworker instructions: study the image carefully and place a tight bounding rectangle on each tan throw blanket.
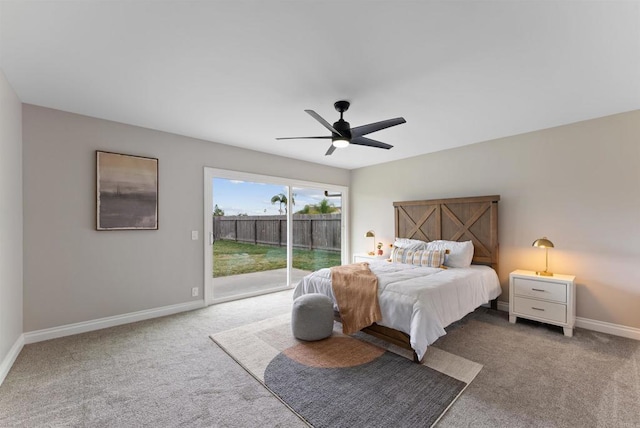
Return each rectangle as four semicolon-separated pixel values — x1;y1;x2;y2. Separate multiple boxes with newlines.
330;262;382;335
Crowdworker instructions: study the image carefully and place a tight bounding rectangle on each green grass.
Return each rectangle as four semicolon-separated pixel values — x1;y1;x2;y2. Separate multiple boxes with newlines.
213;240;341;277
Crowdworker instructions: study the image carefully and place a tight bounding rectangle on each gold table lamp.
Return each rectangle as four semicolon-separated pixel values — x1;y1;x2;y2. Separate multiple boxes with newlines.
532;237;554;276
365;230;376;255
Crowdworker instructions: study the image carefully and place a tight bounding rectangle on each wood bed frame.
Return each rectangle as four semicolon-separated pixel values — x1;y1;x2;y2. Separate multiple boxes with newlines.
359;195;500;362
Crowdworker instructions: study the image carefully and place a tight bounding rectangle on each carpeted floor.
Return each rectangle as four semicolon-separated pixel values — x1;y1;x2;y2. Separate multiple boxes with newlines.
0;291;306;428
435;309;640;427
1;289;639;427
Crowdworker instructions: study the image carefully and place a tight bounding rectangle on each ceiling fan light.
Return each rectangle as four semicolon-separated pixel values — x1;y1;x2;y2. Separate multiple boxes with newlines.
332;138;349;148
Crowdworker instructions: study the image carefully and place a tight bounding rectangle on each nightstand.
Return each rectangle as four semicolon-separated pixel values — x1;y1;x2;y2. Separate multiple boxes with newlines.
509;269;576;337
352;253;387;263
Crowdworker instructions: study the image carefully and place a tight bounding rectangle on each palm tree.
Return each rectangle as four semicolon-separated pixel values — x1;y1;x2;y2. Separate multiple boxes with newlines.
271;192;295;214
271;193;286;214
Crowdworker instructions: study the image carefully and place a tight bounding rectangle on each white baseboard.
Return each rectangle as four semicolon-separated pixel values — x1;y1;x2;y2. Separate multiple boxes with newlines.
496;300;639;341
24;300;206;344
576;316;640;341
497;301;509;312
0;334;25;386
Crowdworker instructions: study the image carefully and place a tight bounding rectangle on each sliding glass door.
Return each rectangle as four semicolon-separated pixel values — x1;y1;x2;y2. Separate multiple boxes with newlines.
210;177;289;302
291;186;343;277
204;168;348;305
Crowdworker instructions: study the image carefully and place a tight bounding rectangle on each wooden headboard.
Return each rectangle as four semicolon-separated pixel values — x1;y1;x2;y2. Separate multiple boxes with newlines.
394;195;500;270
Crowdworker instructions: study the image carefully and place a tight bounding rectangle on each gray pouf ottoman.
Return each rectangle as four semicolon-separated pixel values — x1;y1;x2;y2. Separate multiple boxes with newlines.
291;293;334;341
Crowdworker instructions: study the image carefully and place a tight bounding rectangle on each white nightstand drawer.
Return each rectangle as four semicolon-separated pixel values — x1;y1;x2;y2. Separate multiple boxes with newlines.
513;296;566;323
513;277;566;303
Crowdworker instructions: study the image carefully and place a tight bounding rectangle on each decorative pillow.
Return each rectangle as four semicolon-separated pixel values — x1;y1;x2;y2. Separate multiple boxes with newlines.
427;240;474;268
390;246;414;264
411;249;447;268
390;247;446;268
392;238;428;250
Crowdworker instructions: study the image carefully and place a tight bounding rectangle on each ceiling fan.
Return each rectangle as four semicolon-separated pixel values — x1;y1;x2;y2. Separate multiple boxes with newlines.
276;100;406;156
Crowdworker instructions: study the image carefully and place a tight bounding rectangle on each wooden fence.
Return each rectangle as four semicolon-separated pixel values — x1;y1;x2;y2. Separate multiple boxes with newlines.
213;214;341;252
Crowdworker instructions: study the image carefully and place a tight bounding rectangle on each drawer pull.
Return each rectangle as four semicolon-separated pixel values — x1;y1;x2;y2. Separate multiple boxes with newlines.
531;288;545;292
531;307;545;311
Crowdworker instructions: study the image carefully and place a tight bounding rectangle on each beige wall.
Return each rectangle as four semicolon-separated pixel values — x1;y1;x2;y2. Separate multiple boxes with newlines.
0;69;23;360
351;110;640;329
18;103;640;332
22;105;350;332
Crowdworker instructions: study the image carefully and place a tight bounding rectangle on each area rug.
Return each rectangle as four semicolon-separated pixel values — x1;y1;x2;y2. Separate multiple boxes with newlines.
211;314;482;427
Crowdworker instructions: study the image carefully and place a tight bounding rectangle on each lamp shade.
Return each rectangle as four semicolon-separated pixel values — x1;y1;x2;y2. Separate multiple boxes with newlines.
364;230;376;255
532;237;554;248
532;236;554;276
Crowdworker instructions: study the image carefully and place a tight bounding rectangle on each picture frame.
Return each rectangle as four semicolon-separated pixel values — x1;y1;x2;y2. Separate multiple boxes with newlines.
96;151;158;230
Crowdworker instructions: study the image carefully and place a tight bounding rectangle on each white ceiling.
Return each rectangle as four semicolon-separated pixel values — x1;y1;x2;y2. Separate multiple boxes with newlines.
1;1;639;170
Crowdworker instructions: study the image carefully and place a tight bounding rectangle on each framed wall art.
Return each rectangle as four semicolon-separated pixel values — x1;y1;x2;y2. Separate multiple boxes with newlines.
96;151;158;230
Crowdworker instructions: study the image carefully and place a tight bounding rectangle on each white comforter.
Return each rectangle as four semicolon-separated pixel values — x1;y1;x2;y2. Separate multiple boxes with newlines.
293;261;502;361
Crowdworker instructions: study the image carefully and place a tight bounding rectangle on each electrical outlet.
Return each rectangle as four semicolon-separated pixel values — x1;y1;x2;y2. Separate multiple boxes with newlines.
191;287;199;297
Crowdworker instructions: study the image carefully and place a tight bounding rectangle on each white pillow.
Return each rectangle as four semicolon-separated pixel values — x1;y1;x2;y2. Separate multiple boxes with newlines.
392;238;428;250
427;240;474;268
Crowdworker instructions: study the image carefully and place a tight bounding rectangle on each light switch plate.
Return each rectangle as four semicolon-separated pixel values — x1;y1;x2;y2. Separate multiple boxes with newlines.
191;231;198;240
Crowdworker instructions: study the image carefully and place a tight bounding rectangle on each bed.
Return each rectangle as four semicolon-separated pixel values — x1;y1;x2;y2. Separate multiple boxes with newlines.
293;195;502;362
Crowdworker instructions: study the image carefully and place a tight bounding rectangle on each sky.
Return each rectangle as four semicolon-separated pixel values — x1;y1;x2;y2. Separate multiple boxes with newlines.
212;178;341;216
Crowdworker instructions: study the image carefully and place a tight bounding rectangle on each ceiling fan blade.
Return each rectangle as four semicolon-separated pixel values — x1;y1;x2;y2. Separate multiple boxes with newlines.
350;136;393;150
325;144;337;156
276;136;332;140
305;110;343;136
351;117;406;138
